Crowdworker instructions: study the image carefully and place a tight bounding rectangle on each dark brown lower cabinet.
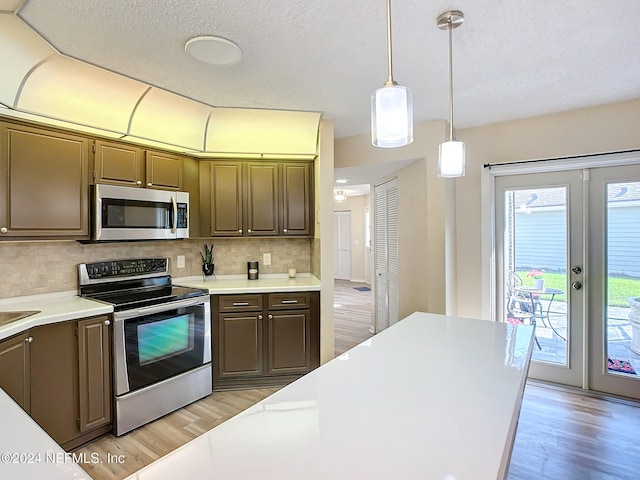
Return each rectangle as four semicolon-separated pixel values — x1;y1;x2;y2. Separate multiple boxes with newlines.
0;331;30;411
212;291;320;390
0;315;112;450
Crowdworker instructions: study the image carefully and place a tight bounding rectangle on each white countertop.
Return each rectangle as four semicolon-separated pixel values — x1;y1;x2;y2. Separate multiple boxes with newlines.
0;292;113;341
174;273;321;294
0;388;90;480
125;312;535;480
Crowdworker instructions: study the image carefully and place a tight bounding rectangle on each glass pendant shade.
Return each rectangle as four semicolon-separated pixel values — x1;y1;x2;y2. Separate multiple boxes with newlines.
371;83;413;148
438;139;466;177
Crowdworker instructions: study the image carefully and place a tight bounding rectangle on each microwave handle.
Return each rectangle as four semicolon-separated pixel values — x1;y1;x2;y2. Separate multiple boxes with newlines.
171;196;177;234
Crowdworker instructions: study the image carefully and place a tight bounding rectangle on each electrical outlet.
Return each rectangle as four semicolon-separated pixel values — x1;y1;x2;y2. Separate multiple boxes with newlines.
263;253;271;266
176;255;186;268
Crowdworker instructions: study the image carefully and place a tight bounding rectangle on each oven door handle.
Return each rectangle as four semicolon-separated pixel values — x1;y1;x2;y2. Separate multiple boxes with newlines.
114;296;207;321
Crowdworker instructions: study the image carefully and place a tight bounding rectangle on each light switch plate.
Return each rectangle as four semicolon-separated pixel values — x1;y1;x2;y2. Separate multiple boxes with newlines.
263;253;271;265
176;255;186;268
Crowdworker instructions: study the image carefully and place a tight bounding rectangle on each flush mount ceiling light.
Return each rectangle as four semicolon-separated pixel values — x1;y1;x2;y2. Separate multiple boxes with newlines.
437;10;465;178
335;178;351;184
185;36;242;66
334;190;348;203
371;0;413;148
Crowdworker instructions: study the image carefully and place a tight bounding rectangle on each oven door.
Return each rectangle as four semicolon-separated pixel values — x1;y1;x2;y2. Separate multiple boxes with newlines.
113;296;211;396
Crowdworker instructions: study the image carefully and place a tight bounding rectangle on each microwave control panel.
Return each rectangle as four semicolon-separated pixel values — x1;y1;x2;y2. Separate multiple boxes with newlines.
82;258;168;279
176;203;188;229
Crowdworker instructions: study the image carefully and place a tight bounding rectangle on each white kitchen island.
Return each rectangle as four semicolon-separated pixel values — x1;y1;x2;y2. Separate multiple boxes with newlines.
125;312;535;480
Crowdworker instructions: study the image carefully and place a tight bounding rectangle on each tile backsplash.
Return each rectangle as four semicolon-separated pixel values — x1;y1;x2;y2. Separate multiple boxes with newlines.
0;238;311;298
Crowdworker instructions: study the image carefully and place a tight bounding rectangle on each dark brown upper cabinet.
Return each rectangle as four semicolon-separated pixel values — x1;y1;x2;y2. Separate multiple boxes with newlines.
200;159;313;238
0;122;90;239
93;140;183;190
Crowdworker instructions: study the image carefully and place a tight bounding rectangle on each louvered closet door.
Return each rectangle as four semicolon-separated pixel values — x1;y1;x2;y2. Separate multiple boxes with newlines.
333;211;351;280
374;178;398;332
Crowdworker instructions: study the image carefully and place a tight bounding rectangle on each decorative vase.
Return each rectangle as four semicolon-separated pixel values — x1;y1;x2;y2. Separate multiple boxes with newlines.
534;278;545;290
628;297;640;355
202;263;214;277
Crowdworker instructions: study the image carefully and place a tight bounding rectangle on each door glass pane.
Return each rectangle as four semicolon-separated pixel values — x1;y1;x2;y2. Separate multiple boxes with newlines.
605;182;640;378
503;187;568;365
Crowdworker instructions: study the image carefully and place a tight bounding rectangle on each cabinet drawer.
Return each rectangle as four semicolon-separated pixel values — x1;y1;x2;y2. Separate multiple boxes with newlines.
218;294;263;312
267;292;310;310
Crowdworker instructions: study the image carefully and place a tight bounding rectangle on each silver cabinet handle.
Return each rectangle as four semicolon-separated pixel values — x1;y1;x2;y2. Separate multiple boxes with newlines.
232;302;250;306
25;336;33;343
258;315;263;320
104;320;111;326
268;314;273;319
136;180;142;185
248;229;252;233
0;227;7;234
147;182;153;187
283;228;288;233
238;229;243;233
281;300;298;304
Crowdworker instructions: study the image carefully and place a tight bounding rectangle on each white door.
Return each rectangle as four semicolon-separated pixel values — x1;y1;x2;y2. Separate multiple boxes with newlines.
588;165;640;399
495;163;640;399
334;211;351;280
374;178;398;332
495;170;584;386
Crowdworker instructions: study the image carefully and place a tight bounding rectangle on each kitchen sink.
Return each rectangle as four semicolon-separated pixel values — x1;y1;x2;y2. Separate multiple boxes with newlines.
0;310;40;327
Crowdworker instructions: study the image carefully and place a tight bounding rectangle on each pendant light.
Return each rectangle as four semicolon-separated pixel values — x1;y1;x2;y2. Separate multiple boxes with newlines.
437;10;465;177
371;0;413;148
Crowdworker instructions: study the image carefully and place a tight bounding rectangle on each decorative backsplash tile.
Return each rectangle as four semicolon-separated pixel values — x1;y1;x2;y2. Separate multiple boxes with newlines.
0;238;311;298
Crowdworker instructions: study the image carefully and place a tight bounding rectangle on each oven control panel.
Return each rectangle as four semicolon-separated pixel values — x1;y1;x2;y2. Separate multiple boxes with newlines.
82;258;168;279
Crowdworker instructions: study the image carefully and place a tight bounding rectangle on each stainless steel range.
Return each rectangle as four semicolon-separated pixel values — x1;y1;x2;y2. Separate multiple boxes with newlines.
78;258;211;436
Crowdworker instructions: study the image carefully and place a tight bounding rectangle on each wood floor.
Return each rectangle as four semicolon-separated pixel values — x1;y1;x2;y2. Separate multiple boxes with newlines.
333;279;374;355
74;280;640;480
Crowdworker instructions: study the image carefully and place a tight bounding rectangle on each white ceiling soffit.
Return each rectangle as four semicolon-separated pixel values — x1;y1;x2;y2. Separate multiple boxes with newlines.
17;55;149;134
0;13;321;157
0;14;55;107
204;108;321;159
124;87;211;151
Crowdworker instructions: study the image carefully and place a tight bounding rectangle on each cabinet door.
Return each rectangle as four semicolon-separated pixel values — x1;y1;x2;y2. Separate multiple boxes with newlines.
94;140;144;186
30;322;78;445
266;310;311;375
77;316;112;433
0;123;89;238
246;162;278;236
209;161;243;236
281;162;313;236
0;332;30;411
217;313;263;378
145;151;183;190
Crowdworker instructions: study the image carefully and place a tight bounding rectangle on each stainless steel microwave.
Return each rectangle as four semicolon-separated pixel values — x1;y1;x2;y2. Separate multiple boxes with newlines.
92;184;189;241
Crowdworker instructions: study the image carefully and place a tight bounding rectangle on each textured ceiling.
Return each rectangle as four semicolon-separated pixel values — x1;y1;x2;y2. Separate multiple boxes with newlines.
14;0;640;140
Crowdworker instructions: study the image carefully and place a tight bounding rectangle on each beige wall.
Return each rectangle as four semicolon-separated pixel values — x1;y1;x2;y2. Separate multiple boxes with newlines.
317;119;335;363
455;98;640;320
334;98;640;323
335;120;450;318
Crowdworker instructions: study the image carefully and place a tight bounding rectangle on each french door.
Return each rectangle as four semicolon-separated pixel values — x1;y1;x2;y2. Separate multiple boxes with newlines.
495;163;640;399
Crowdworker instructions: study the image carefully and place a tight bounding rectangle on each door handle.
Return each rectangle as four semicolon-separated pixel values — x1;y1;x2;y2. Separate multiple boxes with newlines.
571;281;582;290
572;266;582;274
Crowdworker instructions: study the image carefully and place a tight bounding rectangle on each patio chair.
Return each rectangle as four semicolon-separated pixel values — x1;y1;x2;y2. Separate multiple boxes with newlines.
505;271;541;349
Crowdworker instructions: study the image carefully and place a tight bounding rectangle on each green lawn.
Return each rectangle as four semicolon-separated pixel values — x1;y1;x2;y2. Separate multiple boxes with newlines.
516;271;640;307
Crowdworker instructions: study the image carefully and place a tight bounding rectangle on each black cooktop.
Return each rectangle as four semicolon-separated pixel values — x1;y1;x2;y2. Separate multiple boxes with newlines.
78;258;207;312
87;284;207;312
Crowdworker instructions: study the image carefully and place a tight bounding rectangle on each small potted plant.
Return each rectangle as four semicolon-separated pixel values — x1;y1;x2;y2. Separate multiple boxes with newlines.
526;268;545;290
200;243;215;277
